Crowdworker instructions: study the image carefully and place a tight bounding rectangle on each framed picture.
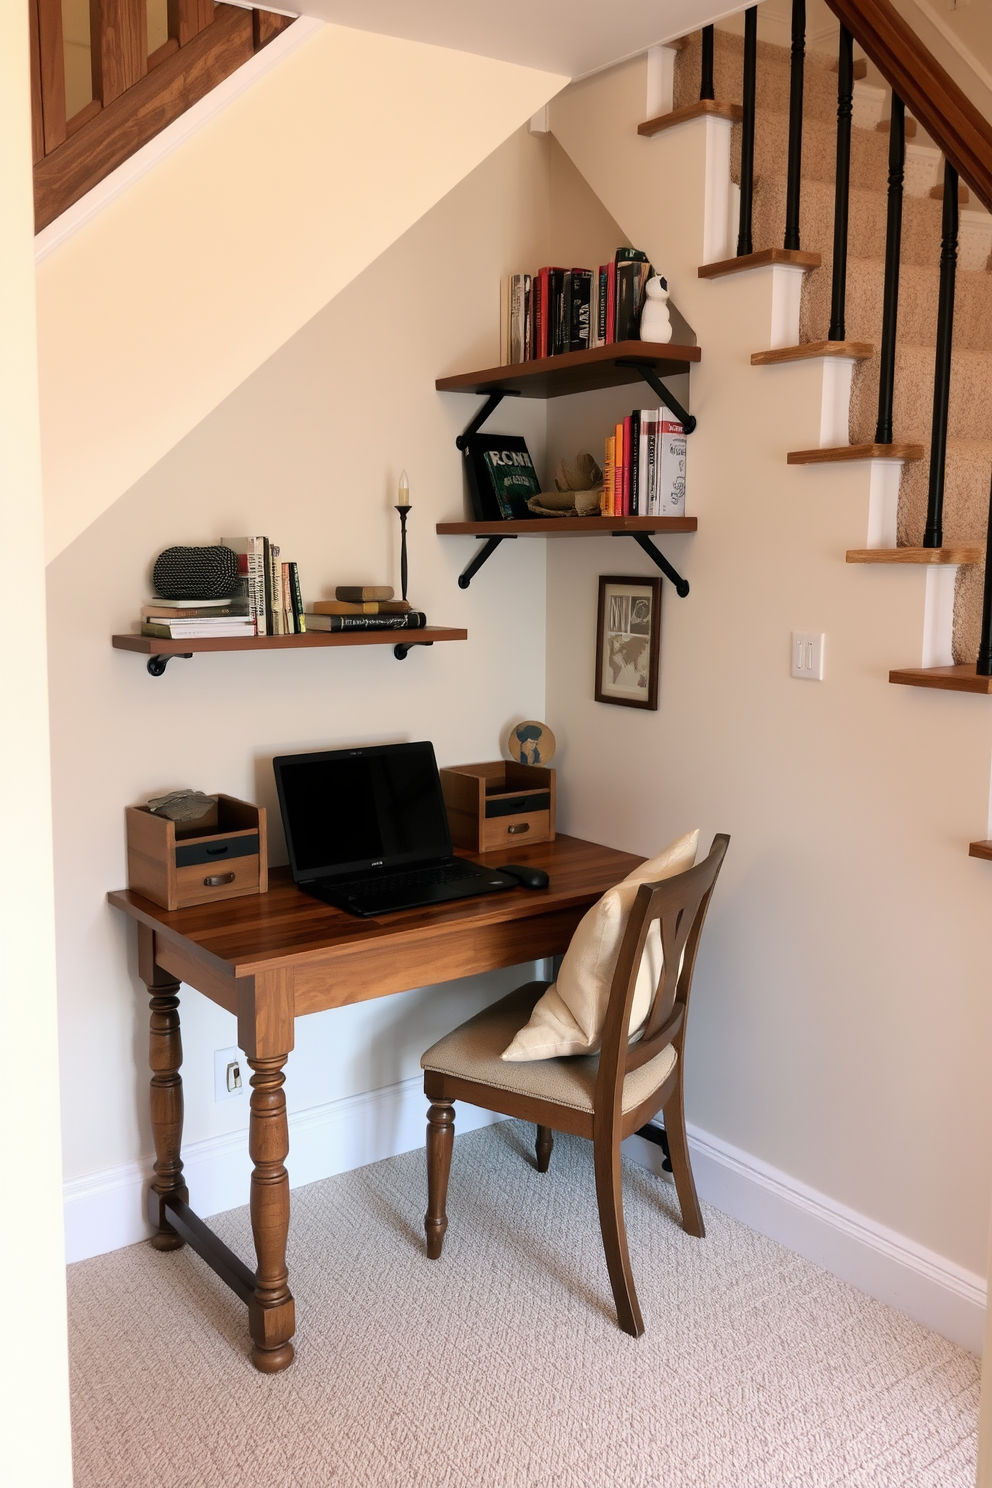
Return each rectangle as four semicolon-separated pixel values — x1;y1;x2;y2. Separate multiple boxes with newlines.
595;575;661;710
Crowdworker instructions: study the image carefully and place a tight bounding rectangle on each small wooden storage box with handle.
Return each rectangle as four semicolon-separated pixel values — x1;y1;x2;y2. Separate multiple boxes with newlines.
126;794;267;911
440;761;555;853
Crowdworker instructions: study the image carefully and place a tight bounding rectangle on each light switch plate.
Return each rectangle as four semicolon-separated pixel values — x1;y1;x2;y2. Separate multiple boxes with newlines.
791;631;824;680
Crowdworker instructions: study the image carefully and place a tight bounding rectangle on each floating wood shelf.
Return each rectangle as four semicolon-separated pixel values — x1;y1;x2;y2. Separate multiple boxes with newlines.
751;341;873;365
969;841;992;860
638;100;742;137
698;248;821;279
113;627;467;675
847;546;982;564
435;341;700;400
788;442;925;464
436;517;697;537
889;665;992;694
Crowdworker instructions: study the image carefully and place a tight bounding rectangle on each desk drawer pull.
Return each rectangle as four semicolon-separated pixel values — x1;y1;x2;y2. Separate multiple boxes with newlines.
204;872;236;887
507;823;530;835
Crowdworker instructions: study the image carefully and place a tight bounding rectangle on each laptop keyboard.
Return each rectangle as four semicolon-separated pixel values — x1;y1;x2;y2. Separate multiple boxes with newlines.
342;862;482;899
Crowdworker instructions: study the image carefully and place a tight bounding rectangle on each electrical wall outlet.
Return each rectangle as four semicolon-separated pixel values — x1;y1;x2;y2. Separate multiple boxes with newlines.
791;631;824;681
214;1046;245;1102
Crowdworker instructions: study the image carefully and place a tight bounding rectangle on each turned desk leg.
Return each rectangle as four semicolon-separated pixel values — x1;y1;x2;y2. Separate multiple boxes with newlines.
247;1055;295;1372
145;974;189;1249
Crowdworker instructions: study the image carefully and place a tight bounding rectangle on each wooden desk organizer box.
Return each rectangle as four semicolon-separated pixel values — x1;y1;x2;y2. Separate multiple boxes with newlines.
126;794;267;911
440;761;555;853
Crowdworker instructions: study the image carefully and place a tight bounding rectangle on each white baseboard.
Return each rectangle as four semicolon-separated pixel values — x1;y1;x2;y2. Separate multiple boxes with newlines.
62;1076;504;1265
625;1123;985;1355
65;1087;985;1355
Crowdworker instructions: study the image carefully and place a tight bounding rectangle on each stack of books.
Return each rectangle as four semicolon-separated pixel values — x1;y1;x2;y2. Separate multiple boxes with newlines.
305;587;427;632
140;596;256;641
500;248;653;365
601;407;686;518
138;537;306;639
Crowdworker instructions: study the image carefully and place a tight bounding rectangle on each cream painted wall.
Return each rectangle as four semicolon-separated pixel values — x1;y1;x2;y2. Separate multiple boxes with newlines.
48;126;628;1189
546;55;992;1278
0;1;73;1481
36;23;567;564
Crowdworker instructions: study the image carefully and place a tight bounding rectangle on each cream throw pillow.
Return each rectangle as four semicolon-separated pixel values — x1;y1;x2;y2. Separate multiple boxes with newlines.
501;830;699;1062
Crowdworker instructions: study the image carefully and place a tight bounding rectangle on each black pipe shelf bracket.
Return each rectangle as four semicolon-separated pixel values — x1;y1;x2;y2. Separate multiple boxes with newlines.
623;532;690;596
614;360;696;434
457;534;517;588
393;640;435;660
455;388;522;450
147;653;193;676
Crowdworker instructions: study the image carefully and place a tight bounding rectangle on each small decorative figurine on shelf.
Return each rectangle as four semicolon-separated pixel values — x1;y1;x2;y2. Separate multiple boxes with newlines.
638;275;673;344
395;469;411;602
503;720;557;767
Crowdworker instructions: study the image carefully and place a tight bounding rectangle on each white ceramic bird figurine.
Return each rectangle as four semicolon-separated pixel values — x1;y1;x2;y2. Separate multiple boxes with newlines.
639;275;673;344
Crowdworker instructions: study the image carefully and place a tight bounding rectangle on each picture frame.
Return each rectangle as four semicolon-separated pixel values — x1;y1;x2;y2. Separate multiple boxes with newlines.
595;575;661;710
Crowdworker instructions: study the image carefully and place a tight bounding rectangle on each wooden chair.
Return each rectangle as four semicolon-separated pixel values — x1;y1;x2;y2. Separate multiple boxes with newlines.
420;833;729;1337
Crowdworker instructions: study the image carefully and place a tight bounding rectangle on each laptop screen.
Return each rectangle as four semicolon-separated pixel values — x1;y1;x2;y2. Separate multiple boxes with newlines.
273;741;453;883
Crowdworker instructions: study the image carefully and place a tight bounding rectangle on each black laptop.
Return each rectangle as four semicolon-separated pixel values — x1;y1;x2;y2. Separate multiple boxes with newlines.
272;741;519;916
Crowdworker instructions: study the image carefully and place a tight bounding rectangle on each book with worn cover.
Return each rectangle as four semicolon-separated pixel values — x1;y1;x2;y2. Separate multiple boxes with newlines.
140;620;256;638
222;537;267;634
335;586;395;601
304;611;428;631
141;602;250;619
289;562;306;633
563;269;592;352
312;600;411;615
629;410;641;515
464;433;541;521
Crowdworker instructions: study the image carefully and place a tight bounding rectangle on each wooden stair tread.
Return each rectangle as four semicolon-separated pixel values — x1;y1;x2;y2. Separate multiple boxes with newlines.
930;182;970;204
889;665;992;694
698;248;821;279
968;841;992;860
847;546;982;564
788;443;925;464
829;56;868;79
638;100;742;136
752;341;873;365
877;116;918;138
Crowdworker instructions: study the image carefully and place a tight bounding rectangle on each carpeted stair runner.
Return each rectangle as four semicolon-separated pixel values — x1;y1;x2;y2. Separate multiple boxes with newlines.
676;29;992;662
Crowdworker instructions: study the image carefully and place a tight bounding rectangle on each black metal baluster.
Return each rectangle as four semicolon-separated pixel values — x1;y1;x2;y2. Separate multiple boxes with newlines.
783;0;806;250
874;94;905;445
737;6;758;257
922;159;959;548
976;472;992;675
828;27;853;340
700;25;715;101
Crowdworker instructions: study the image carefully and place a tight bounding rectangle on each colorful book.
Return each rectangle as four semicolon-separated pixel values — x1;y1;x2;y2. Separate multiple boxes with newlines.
281;562;295;634
622;414;633;515
602;434;615;516
335;586;395;601
613;421;623;516
656;409;687;517
629;410;641;516
304;612;427;632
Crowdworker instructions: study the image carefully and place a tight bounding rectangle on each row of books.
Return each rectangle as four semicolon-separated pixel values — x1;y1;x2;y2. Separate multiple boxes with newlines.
139;581;427;640
602;408;686;518
500;247;653;365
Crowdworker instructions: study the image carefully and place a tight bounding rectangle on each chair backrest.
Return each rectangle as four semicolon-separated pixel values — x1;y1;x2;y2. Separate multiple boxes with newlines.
594;834;730;1112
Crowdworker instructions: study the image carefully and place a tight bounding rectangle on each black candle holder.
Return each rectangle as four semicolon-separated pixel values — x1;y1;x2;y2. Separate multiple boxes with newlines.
394;505;411;603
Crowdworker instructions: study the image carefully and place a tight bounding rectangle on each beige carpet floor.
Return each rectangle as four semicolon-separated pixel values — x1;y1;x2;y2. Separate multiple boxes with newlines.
68;1122;979;1487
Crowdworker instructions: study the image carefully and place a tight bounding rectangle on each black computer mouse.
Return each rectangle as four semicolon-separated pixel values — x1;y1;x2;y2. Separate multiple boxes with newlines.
498;863;550;890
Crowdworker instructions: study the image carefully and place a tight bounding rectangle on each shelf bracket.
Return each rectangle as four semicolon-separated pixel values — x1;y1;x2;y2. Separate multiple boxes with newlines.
457;534;517;589
614;359;696;434
147;653;193;677
393;640;435;660
454;389;521;451
619;532;690;596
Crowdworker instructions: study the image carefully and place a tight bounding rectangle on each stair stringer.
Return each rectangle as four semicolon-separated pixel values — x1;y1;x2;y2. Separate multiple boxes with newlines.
36;24;568;563
548;52;960;674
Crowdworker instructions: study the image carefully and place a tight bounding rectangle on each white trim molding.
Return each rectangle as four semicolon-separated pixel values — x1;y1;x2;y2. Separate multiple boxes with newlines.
627;1122;985;1354
34;16;324;264
66;1078;984;1354
63;1075;503;1265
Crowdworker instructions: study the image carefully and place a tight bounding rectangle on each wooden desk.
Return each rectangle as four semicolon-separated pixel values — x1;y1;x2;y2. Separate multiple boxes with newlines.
108;834;642;1372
